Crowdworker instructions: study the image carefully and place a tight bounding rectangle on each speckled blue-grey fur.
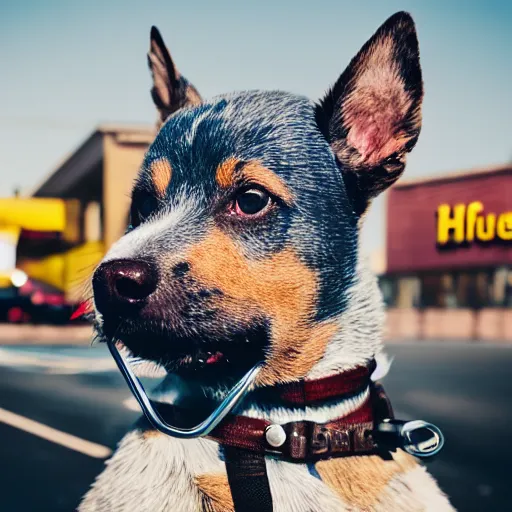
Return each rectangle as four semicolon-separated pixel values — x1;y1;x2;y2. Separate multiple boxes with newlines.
136;90;358;320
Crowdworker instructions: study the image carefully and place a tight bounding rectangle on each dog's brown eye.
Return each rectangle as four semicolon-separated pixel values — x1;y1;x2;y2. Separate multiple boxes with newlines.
234;189;271;216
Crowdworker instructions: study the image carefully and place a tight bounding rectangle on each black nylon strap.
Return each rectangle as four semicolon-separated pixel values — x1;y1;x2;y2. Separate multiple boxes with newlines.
224;446;273;512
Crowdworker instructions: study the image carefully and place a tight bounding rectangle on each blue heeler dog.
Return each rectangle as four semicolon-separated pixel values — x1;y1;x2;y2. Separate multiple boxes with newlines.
80;12;455;512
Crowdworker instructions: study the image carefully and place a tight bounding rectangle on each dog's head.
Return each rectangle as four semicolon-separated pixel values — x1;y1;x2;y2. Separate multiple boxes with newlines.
92;12;423;386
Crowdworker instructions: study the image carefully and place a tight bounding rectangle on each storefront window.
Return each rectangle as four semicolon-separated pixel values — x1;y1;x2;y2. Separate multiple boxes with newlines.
379;277;398;308
378;277;396;307
420;275;443;308
421;271;493;309
383;268;511;309
396;277;420;308
506;271;512;307
441;274;458;308
492;267;509;306
420;270;497;309
462;271;492;309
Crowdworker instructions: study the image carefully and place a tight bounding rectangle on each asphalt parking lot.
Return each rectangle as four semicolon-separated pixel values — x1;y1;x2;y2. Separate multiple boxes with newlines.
0;342;510;511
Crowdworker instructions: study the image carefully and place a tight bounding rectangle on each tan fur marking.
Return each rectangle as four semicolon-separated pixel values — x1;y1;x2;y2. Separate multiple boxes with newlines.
185;86;202;107
216;157;239;188
141;428;162;439
315;449;418;509
216;158;294;205
187;229;335;386
195;474;234;512
240;161;294;205
151;159;172;197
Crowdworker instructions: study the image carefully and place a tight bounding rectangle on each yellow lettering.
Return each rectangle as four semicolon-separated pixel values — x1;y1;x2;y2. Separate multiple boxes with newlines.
437;202;511;245
497;212;512;240
465;201;483;242
437;204;466;244
476;214;496;241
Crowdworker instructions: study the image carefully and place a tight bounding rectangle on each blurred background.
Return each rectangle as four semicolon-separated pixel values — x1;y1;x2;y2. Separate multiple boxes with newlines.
0;1;510;511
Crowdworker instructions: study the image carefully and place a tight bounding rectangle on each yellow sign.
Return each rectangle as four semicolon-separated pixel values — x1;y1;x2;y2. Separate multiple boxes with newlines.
19;241;104;296
437;201;512;245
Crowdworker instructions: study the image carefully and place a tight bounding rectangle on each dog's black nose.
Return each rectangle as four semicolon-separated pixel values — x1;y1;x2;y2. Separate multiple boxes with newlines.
93;259;158;315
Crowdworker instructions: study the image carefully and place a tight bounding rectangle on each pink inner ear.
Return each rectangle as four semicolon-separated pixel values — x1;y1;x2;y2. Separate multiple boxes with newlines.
345;86;412;167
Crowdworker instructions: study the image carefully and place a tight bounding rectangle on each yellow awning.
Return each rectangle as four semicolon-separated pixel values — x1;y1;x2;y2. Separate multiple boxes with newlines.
19;241;104;301
0;273;13;288
0;198;67;232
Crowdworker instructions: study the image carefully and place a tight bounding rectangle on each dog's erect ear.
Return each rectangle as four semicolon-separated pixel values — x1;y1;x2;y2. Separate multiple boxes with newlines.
148;26;202;128
315;12;423;215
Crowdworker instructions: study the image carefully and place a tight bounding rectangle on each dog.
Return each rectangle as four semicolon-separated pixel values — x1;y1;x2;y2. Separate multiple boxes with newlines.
80;11;455;512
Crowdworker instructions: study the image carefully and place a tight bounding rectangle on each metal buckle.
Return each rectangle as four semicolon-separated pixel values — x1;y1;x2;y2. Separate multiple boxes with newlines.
108;340;262;439
375;419;445;458
400;420;444;458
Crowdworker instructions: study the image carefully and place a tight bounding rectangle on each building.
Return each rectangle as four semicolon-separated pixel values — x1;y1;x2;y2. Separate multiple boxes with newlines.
17;124;155;307
382;164;512;340
31;123;155;247
5;123;511;335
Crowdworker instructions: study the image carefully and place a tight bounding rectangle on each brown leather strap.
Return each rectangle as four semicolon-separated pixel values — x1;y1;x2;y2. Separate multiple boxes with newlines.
371;381;395;423
209;414;269;452
208;392;386;461
273;359;377;406
148;371;393;463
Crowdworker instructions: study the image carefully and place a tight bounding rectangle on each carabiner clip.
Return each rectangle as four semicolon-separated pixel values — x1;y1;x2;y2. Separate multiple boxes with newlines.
107;339;262;439
375;419;445;458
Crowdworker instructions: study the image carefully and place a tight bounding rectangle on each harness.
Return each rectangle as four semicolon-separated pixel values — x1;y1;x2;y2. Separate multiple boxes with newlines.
108;341;445;511
207;367;442;511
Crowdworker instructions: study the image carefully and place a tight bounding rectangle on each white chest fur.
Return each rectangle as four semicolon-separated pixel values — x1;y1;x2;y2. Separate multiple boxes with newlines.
79;426;454;512
79;428;346;512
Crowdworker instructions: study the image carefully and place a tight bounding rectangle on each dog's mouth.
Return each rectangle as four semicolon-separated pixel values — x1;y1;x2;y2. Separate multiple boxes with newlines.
99;320;269;381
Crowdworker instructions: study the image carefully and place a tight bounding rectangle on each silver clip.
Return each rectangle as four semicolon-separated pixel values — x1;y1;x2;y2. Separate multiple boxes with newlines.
400;420;444;458
108;339;262;439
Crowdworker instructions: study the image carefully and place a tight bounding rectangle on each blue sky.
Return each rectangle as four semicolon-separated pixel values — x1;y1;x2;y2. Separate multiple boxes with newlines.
1;0;511;254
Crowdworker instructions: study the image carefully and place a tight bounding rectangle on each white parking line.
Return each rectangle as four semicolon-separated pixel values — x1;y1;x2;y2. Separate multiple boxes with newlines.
0;407;112;459
0;347;116;375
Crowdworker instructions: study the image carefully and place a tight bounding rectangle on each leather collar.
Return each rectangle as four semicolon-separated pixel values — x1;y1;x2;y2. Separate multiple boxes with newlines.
133;355;444;461
206;379;393;462
269;359;377;406
151;360;394;463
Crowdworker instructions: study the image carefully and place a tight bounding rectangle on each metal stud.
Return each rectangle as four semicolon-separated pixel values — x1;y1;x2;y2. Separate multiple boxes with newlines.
265;424;287;448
